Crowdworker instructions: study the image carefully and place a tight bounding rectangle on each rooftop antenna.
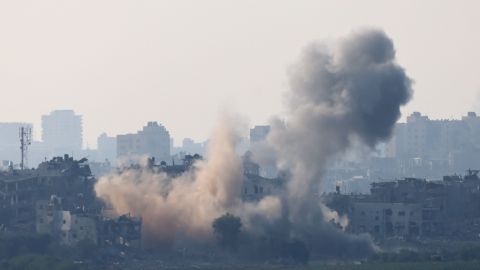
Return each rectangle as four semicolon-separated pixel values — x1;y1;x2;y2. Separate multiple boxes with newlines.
19;126;32;170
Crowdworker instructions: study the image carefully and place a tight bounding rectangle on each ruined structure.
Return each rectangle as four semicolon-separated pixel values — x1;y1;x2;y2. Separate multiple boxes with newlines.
36;196;97;246
327;170;480;240
0;155;142;248
98;215;142;248
0;155;95;231
242;156;284;201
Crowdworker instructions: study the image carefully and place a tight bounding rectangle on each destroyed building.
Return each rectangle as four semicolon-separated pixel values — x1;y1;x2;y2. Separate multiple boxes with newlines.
36;196;142;248
120;155;198;177
98;215;142;248
122;154;285;202
326;170;480;240
242;154;284;201
0;155;96;231
36;196;97;246
0;155;142;248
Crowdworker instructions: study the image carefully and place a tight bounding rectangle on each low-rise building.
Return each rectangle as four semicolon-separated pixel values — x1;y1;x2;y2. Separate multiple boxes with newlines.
348;202;422;238
241;155;284;201
36;197;97;245
327;170;480;240
98;215;142;249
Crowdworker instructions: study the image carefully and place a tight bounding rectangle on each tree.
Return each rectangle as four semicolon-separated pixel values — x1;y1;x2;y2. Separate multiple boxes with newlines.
212;213;242;251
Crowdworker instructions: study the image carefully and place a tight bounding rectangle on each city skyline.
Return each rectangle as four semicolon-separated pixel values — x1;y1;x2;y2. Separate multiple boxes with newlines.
0;1;479;148
4;109;480;150
2;109;480;171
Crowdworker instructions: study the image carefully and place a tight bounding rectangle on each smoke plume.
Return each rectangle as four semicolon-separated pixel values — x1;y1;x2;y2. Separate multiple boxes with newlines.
95;118;281;248
95;29;412;257
269;28;412;221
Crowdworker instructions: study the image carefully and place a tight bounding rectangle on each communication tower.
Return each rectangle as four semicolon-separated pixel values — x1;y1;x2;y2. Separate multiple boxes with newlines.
19;126;32;170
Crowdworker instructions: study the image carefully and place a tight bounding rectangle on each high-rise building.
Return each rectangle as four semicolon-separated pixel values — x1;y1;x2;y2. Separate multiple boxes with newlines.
390;112;480;160
42;110;83;156
386;112;480;173
181;138;205;155
97;133;117;163
117;122;171;163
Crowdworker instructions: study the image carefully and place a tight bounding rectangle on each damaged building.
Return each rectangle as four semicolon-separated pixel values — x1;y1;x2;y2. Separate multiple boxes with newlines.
36;196;97;246
0;155;96;231
122;154;285;202
326;170;480;240
0;155;142;248
98;215;142;248
242;156;284;201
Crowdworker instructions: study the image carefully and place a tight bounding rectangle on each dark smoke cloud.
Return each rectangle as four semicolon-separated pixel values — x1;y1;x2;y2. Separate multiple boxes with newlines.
269;28;412;221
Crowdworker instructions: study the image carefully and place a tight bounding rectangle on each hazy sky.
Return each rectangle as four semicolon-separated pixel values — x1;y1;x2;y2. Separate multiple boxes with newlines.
0;1;479;148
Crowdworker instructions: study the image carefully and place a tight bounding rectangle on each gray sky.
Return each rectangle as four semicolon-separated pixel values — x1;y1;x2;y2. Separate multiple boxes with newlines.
0;1;479;148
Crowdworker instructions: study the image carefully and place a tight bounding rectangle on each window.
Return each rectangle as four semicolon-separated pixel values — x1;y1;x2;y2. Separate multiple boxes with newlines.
398;211;406;217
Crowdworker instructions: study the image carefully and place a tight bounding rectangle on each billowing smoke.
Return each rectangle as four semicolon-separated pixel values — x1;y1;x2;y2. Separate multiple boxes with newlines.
95;118;282;248
95;29;412;257
269;28;412;221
